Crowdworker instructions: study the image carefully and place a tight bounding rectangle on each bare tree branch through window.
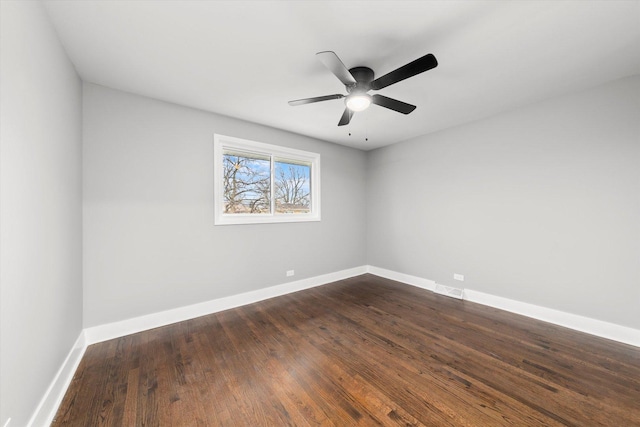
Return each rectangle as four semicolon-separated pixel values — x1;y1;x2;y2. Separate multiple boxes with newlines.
275;162;311;213
223;154;270;213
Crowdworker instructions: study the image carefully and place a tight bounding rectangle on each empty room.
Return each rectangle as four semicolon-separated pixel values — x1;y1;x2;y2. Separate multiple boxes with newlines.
1;1;639;426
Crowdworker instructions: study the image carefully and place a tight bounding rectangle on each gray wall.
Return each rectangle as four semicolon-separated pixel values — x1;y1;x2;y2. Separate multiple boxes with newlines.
82;83;367;327
367;75;640;329
0;2;83;426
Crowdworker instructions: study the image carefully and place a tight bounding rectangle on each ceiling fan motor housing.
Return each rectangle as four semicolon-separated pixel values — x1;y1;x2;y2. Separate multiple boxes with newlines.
347;67;375;93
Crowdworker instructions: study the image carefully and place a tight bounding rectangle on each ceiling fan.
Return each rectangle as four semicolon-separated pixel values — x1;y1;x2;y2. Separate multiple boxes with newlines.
289;51;438;126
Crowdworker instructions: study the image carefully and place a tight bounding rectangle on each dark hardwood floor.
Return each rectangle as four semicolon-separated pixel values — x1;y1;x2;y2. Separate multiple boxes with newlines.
53;274;640;426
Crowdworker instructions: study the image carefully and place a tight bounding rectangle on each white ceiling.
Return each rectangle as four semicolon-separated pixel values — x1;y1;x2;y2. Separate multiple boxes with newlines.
43;1;640;150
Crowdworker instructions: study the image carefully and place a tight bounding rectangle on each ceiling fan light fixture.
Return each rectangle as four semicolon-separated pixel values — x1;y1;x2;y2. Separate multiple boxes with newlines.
346;93;372;112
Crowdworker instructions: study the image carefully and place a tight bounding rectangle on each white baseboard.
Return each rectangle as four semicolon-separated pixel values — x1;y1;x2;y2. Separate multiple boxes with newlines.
365;265;640;348
463;289;640;347
84;265;367;345
366;265;437;292
27;331;87;427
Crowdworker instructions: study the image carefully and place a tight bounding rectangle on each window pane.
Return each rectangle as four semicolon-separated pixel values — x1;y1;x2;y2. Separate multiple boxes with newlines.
274;159;311;214
223;151;271;214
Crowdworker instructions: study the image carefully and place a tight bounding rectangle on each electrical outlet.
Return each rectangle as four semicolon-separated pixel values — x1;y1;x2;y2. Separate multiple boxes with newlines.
453;273;464;281
286;270;295;277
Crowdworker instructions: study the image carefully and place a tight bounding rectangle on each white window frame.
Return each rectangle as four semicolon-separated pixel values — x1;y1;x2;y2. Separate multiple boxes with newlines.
214;134;321;225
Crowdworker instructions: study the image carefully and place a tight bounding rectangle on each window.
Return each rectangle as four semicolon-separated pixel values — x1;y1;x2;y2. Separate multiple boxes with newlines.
214;134;321;225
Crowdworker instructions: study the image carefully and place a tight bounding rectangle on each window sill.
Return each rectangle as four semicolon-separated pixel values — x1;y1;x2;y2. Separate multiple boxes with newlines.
214;213;321;226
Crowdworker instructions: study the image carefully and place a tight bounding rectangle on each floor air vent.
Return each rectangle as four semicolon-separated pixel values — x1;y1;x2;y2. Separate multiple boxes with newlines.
434;284;464;300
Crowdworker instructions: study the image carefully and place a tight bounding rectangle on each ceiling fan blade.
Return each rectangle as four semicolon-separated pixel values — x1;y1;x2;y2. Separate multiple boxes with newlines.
338;108;353;126
316;51;357;87
371;94;416;114
370;53;438;90
288;94;344;106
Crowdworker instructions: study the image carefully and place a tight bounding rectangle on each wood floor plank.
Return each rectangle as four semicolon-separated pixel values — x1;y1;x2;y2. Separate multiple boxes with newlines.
303;289;562;425
301;293;556;426
53;274;640;426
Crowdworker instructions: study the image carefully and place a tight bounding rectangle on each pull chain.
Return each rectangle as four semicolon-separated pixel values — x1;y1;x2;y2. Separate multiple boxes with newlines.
346;112;368;142
365;113;368;142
